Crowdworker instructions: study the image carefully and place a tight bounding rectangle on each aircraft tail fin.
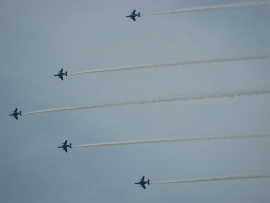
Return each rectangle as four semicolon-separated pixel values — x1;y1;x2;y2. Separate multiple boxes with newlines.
70;143;72;148
138;12;140;17
20;111;22;116
148;180;150;185
65;71;67;76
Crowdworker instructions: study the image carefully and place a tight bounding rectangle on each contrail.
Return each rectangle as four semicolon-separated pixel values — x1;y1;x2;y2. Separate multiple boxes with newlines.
23;90;270;114
74;134;270;147
69;55;270;75
145;2;270;16
153;174;270;184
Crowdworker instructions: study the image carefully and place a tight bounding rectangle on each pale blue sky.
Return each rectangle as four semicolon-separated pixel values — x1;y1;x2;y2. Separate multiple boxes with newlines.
1;1;270;202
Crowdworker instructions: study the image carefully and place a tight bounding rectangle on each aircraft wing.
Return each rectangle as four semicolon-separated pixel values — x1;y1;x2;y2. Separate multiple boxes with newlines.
142;185;146;189
60;68;63;73
64;140;67;145
14;108;17;112
64;148;67;153
132;17;136;21
15;115;18;120
141;176;145;181
60;76;63;80
132;10;136;14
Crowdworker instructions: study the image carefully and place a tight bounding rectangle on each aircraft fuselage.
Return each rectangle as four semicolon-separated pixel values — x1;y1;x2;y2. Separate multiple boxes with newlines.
9;113;19;116
126;14;139;18
54;73;66;77
135;181;148;185
58;145;71;149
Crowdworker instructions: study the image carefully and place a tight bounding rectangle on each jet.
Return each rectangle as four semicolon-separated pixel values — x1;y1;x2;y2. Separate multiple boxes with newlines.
135;176;150;189
54;69;67;80
9;108;22;120
126;10;140;21
58;140;72;153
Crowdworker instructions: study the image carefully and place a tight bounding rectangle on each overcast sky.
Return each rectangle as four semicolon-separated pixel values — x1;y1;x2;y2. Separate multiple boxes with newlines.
1;0;270;202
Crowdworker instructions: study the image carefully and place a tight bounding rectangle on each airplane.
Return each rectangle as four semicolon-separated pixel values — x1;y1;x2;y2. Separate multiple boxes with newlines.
135;176;150;189
126;10;140;21
54;69;67;80
58;140;72;153
9;108;22;120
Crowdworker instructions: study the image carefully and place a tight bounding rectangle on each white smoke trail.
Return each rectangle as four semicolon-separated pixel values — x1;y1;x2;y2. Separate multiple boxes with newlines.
74;134;270;147
69;55;270;75
153;174;270;184
145;2;270;16
23;90;270;114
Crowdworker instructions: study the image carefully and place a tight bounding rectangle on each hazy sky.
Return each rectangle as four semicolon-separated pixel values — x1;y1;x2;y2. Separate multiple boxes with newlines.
1;0;270;202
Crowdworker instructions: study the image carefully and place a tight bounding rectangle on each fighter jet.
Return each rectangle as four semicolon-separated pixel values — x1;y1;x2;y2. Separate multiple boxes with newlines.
58;140;72;153
135;176;150;189
9;108;22;120
54;69;67;80
126;10;140;21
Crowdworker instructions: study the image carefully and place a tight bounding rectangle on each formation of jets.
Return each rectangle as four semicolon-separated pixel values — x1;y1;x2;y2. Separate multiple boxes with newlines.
126;10;140;21
54;68;67;80
11;9;149;189
58;140;72;153
9;108;22;120
135;176;150;189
